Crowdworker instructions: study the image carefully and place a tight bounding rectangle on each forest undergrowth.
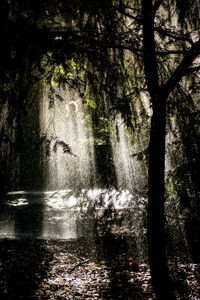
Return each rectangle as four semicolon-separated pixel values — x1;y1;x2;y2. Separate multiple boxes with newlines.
0;239;200;299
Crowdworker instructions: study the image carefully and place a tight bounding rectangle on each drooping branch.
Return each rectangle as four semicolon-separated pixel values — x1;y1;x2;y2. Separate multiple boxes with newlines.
53;139;77;157
142;0;159;97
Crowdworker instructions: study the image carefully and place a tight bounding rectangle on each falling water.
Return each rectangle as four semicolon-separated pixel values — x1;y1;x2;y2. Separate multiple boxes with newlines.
40;87;96;190
110;116;147;192
40;86;147;193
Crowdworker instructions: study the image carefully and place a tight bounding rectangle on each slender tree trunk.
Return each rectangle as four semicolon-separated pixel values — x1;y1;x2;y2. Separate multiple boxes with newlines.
141;1;175;297
147;95;175;299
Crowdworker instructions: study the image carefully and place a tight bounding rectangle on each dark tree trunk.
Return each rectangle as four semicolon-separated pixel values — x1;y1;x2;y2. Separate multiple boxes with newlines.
141;1;175;297
147;95;175;299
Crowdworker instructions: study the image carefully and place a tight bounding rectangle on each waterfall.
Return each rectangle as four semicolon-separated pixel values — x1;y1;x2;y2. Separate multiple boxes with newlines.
40;87;96;190
40;86;146;193
110;116;147;192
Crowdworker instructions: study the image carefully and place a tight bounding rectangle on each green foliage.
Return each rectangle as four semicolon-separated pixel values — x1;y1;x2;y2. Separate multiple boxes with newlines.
84;96;97;110
92;116;111;146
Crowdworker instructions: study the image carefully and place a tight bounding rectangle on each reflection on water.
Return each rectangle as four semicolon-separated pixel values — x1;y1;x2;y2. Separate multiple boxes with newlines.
0;189;146;241
0;189;190;261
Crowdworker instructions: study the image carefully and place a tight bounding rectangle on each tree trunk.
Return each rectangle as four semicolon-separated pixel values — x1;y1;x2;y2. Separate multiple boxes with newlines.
147;95;175;299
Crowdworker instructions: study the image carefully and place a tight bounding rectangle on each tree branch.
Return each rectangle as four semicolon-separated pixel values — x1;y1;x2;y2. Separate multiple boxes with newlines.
68;259;89;273
154;27;194;45
119;5;142;14
161;40;200;95
156;50;190;55
117;9;141;23
182;65;200;76
142;0;159;96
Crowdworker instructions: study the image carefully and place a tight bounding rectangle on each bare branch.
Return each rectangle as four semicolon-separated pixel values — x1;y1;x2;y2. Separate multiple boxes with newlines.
117;9;141;23
182;65;200;76
120;5;142;14
161;40;200;95
156;50;189;55
154;27;194;45
68;259;90;273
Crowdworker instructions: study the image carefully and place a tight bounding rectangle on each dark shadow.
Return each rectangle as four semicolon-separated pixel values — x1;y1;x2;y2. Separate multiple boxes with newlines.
171;91;200;262
0;191;47;299
0;239;54;300
97;233;144;299
13;192;44;239
78;202;149;299
18;85;45;190
91;109;118;189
